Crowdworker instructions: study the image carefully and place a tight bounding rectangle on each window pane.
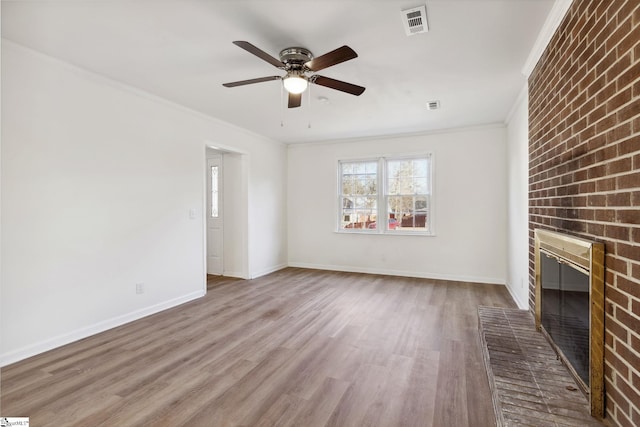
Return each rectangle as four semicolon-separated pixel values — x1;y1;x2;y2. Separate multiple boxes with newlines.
415;196;428;211
354;197;376;210
211;166;219;218
342;208;377;229
341;162;377;194
387;160;417;195
356;176;368;195
399;178;413;194
387;161;399;177
365;196;377;210
342;178;354;195
413;159;428;176
365;176;376;194
365;162;377;174
387;178;400;195
414;178;427;194
389;196;428;231
388;195;414;215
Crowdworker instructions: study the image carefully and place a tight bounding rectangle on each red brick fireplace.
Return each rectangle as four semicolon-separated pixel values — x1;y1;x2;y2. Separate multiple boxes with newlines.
528;1;640;426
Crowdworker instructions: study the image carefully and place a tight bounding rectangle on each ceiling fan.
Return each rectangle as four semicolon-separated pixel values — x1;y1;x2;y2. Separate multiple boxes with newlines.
222;41;366;108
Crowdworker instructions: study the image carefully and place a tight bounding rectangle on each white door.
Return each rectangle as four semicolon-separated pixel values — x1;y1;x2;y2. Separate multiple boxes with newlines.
207;156;223;275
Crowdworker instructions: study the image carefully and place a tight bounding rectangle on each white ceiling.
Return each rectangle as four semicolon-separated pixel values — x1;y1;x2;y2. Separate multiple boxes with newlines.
2;0;555;144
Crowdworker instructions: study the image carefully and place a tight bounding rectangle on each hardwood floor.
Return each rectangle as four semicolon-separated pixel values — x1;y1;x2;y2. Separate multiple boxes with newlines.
1;268;516;426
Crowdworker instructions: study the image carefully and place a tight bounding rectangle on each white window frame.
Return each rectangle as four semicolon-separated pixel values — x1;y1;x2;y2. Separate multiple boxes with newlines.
337;154;434;236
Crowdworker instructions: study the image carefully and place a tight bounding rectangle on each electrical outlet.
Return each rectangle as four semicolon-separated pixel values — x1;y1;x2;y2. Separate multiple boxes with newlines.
136;282;144;294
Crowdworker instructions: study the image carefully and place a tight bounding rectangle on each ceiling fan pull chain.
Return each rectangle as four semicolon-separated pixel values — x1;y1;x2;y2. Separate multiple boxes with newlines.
307;84;312;129
280;82;285;127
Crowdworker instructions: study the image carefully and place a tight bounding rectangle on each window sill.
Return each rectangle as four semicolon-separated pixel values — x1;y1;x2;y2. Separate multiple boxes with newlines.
335;229;435;236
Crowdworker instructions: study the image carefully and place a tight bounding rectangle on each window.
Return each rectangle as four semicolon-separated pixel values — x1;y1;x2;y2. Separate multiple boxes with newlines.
386;158;430;231
338;155;432;234
211;165;219;218
340;161;378;230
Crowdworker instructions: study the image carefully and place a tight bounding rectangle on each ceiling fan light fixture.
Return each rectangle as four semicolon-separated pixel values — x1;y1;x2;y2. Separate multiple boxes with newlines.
283;74;308;94
223;42;365;107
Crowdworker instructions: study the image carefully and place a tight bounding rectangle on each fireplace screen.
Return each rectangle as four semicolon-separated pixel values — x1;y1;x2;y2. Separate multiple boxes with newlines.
540;252;590;385
534;229;604;419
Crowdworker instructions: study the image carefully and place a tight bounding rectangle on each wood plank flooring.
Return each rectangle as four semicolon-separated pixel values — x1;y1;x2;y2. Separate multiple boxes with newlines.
1;268;516;426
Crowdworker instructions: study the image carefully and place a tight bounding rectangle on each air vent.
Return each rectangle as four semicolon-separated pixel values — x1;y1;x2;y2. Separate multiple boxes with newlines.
426;100;440;110
401;5;428;36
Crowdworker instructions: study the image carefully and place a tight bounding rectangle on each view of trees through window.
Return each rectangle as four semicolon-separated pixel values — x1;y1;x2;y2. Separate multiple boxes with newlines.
340;161;378;230
339;156;431;233
386;158;429;230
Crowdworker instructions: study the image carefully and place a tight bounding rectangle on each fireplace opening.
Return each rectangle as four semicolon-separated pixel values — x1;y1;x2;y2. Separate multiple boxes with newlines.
540;252;590;386
534;229;605;419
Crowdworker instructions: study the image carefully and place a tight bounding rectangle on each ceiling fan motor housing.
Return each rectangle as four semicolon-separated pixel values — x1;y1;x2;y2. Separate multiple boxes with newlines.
279;47;313;70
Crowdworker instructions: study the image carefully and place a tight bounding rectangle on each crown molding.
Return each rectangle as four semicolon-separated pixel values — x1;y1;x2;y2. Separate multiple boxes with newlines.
522;0;573;77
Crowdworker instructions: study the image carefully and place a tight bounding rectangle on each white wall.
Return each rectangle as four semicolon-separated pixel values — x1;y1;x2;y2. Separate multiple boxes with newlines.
0;41;287;365
248;147;288;278
287;126;508;284
221;151;248;278
505;86;530;309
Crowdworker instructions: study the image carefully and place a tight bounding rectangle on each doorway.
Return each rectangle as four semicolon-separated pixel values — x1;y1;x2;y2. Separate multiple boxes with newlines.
205;145;249;281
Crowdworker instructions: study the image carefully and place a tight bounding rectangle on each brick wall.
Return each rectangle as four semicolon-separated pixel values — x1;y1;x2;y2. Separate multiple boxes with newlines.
528;0;640;426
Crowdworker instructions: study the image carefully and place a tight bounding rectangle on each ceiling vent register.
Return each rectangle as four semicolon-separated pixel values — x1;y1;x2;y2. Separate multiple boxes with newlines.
426;100;440;110
401;5;429;36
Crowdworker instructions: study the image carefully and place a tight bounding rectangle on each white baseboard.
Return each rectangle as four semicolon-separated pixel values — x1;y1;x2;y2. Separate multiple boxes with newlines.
505;282;529;310
287;262;506;285
0;290;205;367
222;270;249;279
222;263;288;281
250;263;288;279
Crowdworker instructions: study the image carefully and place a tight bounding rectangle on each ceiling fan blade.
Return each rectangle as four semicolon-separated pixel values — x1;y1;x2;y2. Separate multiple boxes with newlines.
222;76;281;87
288;92;302;108
233;41;285;69
304;45;358;72
311;75;366;96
